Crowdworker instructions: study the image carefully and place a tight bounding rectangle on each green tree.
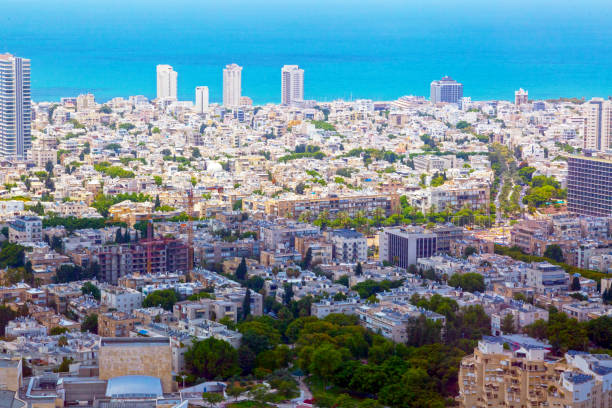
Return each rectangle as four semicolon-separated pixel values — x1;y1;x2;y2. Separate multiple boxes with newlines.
201;392;223;408
448;273;485;293
0;305;17;336
544;244;564;263
235;257;247;281
142;289;178;311
406;315;443;346
225;385;245;402
242;289;251;320
354;262;363;276
309;343;342;386
81;282;101;300
301;248;312;270
81;314;98;334
463;246;477;258
51;327;68;335
184;338;240;380
571;276;581;291
501;313;516;334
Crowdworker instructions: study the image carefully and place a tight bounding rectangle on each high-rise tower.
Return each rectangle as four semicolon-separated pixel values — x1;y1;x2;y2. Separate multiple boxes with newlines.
223;64;242;107
430;76;463;104
156;65;177;100
583;98;612;151
281;65;304;106
195;86;209;113
0;54;31;159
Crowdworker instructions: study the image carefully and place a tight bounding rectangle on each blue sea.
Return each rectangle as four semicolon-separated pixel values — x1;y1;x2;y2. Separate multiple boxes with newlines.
1;0;612;104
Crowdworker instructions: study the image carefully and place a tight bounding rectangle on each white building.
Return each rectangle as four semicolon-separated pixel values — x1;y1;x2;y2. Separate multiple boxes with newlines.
5;318;47;337
223;63;242;107
281;65;304;106
195;86;209;113
329;229;367;263
100;287;143;314
156;64;178;100
526;262;569;293
0;53;31;159
8;216;42;243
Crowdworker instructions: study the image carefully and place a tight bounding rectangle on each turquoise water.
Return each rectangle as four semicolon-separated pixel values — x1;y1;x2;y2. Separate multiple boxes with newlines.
1;0;611;103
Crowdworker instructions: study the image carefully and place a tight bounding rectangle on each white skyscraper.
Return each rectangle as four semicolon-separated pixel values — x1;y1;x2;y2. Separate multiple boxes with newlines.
281;65;304;106
195;86;209;113
0;53;31;159
156;64;177;100
584;98;612;152
223;64;242;107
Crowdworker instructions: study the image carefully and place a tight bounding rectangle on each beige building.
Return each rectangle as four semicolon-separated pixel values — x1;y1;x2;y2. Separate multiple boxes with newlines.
98;337;174;393
98;312;138;337
584;98;612;152
262;193;400;220
0;358;22;391
459;335;612;408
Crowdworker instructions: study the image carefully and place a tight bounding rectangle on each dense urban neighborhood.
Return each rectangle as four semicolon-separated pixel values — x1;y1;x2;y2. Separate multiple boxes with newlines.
1;56;612;408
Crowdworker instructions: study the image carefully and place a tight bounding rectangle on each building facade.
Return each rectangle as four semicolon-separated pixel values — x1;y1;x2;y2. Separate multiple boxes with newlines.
583;98;612;151
430;76;463;104
98;337;174;393
223;63;242;107
459;335;612;408
281;65;304;106
156;65;177;100
0;53;31;159
195;86;209;113
8;215;42;243
515;88;528;105
567;154;612;217
379;227;437;268
329;229;367;263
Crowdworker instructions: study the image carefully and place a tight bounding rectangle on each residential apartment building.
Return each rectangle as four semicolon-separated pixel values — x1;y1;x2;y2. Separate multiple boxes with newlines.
567;154;612;217
89;238;189;284
379;227;437;268
8;215;42;243
281;65;304;106
100;287;143;314
264;193;400;220
525;262;569;293
0;53;31;159
328;229;367;262
356;301;445;343
583;98;612;151
491;302;549;336
97;312;139;337
156;65;177;100
223;63;242;107
459;335;612;408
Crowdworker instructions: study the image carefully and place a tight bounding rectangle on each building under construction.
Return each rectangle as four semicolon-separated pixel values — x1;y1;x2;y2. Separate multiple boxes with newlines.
87;238;189;284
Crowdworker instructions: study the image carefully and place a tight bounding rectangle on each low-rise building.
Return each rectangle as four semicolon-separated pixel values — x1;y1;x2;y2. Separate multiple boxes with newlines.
98;312;139;337
356;300;445;343
328;229;367;262
8;216;42;243
100;287;143;314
